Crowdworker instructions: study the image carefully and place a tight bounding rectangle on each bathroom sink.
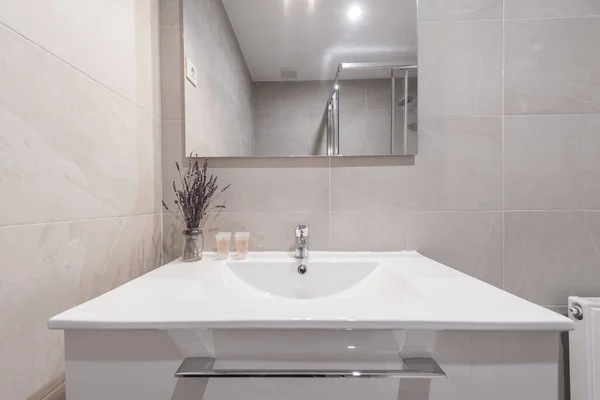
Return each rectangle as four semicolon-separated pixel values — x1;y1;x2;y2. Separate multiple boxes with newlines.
226;260;378;299
48;251;574;331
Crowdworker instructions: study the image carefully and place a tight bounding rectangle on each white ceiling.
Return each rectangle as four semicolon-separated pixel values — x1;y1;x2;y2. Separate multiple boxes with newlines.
222;0;417;81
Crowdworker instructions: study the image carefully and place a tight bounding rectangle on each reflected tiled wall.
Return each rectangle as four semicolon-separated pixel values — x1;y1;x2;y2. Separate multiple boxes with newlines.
162;0;600;313
0;1;162;399
183;0;253;156
253;78;418;156
253;81;330;156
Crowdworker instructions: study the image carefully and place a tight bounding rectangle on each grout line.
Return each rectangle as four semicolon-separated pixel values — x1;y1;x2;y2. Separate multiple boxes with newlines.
501;0;506;291
503;209;600;213
502;218;505;287
419;15;600;24
160;211;164;266
501;0;506;209
419;19;504;24
420;113;600;120
504;15;600;21
0;212;161;230
328;155;333;247
503;113;600;117
419;115;502;119
204;210;600;216
160;110;164;266
0;19;159;120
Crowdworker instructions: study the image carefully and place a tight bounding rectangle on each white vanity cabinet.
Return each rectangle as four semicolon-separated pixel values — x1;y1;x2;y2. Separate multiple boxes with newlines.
50;252;573;400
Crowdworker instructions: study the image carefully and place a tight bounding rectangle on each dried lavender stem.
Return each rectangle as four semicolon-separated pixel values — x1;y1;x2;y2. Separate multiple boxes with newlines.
163;157;229;230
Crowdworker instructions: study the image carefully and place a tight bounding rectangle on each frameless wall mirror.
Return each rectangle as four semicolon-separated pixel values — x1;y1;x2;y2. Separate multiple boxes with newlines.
182;0;418;157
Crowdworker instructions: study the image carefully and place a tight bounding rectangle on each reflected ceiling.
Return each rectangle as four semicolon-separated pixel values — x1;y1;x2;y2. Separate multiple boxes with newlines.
222;0;417;81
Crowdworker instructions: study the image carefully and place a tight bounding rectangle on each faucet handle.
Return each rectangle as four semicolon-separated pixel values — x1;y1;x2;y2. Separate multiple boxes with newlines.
295;224;308;238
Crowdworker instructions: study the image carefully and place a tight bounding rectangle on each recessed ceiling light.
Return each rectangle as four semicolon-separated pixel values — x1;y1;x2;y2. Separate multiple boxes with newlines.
347;4;362;22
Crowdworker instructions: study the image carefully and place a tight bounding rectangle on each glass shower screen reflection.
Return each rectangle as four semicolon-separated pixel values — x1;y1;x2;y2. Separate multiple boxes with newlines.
326;63;418;156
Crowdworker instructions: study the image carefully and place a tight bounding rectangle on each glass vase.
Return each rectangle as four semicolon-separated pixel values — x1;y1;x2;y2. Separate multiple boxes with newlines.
182;229;204;262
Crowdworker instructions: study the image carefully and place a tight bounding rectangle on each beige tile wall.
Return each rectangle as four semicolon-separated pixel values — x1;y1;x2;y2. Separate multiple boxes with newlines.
253;81;329;156
501;3;600;309
0;0;162;399
182;0;253;156
162;0;600;320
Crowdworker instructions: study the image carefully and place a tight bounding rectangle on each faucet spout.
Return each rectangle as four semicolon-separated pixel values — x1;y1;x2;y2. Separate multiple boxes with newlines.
294;224;309;259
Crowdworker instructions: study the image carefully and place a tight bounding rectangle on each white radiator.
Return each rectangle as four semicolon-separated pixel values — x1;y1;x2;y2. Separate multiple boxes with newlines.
569;297;600;400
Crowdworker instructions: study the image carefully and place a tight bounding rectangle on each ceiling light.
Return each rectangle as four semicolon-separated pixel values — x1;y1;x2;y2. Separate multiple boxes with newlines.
347;4;362;22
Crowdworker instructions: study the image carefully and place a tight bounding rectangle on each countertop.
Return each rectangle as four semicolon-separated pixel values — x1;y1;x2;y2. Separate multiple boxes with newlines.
48;251;574;331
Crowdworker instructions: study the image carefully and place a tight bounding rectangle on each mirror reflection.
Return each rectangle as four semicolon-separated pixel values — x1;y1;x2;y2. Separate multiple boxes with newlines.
183;0;418;157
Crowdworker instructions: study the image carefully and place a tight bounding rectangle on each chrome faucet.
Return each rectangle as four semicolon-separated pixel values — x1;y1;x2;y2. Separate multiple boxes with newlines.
294;224;309;259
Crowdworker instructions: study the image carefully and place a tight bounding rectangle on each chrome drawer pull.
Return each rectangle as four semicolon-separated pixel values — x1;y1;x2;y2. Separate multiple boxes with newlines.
175;357;446;379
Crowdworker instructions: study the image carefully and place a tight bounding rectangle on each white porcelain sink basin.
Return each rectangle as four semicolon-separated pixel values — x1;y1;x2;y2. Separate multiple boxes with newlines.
226;260;378;299
48;251;574;331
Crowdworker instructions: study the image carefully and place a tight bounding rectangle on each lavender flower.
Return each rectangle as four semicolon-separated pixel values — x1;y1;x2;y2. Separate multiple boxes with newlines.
162;156;230;230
